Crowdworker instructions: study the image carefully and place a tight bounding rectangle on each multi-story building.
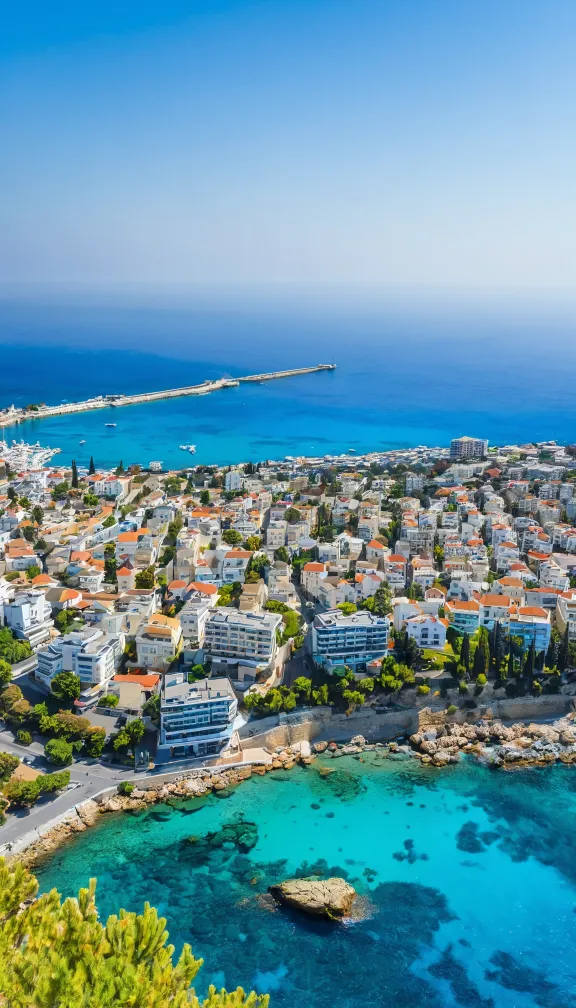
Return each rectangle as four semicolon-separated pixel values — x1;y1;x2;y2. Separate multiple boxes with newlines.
508;606;552;653
311;609;389;674
1;589;53;650
556;591;576;642
444;598;481;635
405;613;447;650
204;607;282;679
135;614;183;670
450;436;489;460
35;628;124;692
156;673;238;763
225;470;242;492
266;521;287;548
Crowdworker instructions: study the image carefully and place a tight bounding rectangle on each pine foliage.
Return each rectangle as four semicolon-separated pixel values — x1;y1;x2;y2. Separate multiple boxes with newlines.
0;858;269;1008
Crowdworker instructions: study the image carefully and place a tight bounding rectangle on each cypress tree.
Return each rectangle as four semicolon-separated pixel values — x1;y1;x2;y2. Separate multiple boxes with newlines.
88;455;96;475
71;459;78;489
546;633;557;669
507;643;515;679
460;633;471;678
523;640;536;682
473;641;486;679
558;627;569;672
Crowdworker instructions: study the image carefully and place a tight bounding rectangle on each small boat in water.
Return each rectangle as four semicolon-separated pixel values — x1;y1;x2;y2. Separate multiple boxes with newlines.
79;439;86;444
189;445;196;453
179;444;190;450
105;423;116;428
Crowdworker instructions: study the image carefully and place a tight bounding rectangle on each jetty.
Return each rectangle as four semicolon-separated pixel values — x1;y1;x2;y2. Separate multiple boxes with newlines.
0;364;336;429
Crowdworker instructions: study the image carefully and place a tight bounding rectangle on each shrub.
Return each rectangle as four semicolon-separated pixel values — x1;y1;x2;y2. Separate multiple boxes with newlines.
417;684;430;695
476;673;487;685
16;730;32;745
83;727;106;758
118;781;135;796
446;704;457;714
97;694;119;708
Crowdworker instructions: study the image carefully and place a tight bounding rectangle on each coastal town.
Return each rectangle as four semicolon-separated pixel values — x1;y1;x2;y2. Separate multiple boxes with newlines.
1;432;576;846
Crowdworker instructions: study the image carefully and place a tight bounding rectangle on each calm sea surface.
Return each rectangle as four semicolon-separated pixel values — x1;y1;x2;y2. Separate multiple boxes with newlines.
1;299;576;469
37;755;576;1008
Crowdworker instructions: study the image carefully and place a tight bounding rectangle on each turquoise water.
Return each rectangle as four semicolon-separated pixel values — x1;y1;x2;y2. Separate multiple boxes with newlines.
37;755;576;1007
2;300;576;468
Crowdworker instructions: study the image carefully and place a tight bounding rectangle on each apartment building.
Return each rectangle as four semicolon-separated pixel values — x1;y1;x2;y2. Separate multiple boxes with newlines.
156;673;238;763
311;609;389;674
35;628;124;692
450;436;489;460
204;607;282;678
135;614;183;670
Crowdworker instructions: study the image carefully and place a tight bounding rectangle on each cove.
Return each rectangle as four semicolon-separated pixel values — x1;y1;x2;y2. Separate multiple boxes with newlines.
36;755;576;1008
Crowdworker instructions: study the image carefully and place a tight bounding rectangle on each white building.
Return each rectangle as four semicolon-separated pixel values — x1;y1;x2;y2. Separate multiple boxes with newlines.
135;614;183;670
266;521;287;548
156;673;238;764
225;470;242;492
405;613;447;650
35;628;124;691
204;607;282;680
1;589;53;650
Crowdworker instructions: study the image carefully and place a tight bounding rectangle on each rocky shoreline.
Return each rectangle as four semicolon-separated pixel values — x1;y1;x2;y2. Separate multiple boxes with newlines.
11;709;576;866
12;746;316;868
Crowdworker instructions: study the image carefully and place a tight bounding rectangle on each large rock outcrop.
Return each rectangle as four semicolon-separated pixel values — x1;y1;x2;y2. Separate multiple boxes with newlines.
269;877;357;919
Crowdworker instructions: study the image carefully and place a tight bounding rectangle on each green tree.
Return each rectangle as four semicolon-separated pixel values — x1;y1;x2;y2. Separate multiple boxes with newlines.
83;493;100;507
273;546;291;564
0;658;12;688
243;536;263;552
558;626;570;672
460;633;471;679
0;628;33;665
372;583;392;617
0;751;19;783
51;670;82;702
88;455;96;474
25;565;41;581
0;858;269;1008
44;737;74;766
200;489;211;505
292;676;312;701
222;529;243;546
31;505;44;526
16;730;32;745
102;514;116;528
135;566;155;589
336;602;357;615
97;694;119;708
83;727;106;758
523;640;536;683
71;459;79;489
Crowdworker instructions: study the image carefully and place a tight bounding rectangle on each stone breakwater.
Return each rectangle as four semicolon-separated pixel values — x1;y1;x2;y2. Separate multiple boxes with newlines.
409;708;576;769
13;747;316;867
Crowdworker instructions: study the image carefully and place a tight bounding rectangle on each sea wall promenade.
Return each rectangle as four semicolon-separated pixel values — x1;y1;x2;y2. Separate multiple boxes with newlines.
0;364;336;428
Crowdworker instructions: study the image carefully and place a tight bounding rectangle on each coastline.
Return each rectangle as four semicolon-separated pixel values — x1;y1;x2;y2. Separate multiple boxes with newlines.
9;702;576;868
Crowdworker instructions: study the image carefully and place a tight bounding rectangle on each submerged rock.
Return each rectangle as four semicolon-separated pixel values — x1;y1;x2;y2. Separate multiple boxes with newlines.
269;877;357;919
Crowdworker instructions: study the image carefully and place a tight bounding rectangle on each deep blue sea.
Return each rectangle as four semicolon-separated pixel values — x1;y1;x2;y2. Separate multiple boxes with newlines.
1;298;576;469
37;755;576;1008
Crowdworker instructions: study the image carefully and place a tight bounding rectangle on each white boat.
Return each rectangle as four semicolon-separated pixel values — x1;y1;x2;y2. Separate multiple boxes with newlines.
105;423;116;428
79;439;86;444
188;445;196;453
179;444;190;450
149;461;163;472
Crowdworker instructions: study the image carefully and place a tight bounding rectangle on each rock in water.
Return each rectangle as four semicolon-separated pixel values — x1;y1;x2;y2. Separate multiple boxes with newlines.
269;877;357;919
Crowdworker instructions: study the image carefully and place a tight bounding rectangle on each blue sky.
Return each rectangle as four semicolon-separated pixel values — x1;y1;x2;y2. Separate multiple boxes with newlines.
1;0;576;296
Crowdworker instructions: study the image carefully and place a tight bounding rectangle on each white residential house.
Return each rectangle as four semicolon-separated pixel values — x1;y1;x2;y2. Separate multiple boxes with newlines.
301;562;327;597
219;549;252;585
1;589;53;650
405;614;447;650
556;592;576;642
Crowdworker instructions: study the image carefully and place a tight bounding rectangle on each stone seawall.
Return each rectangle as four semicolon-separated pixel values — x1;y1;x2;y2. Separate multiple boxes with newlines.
239;705;419;748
